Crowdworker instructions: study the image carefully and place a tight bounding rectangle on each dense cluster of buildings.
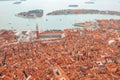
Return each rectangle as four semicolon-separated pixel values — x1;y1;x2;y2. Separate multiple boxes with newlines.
0;19;120;80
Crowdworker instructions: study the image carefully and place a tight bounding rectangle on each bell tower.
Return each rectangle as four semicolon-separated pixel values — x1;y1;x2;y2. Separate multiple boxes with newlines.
36;24;39;39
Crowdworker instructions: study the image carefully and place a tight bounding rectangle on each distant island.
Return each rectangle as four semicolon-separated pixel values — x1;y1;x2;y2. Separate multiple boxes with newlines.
47;9;120;16
0;0;15;1
68;5;79;7
15;9;43;18
13;1;21;4
85;1;95;4
21;0;27;1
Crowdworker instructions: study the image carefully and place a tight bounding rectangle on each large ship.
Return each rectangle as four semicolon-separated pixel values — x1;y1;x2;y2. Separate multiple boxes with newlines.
15;9;43;18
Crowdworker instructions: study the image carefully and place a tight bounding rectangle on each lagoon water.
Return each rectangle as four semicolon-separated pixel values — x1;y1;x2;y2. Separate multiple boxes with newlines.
0;0;120;31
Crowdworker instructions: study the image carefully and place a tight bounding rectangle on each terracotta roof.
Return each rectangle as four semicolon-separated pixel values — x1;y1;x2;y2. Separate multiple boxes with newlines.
0;27;120;79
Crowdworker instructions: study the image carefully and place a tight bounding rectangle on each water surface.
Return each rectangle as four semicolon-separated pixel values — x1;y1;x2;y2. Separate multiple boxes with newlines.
0;0;120;31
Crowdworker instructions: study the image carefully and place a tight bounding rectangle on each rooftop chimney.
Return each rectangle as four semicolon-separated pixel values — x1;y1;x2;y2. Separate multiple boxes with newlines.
36;24;40;39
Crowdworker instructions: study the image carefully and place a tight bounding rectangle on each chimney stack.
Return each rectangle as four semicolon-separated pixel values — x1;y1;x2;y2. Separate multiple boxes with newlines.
36;24;39;39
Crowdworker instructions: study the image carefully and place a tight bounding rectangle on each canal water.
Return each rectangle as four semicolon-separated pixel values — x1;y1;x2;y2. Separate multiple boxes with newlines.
0;0;120;31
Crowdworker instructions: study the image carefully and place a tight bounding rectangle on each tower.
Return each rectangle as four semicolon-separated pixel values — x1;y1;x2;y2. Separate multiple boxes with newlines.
36;24;40;39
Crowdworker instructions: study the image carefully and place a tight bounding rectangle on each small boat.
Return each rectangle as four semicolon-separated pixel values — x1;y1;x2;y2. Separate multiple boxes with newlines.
59;19;62;21
13;2;21;4
68;5;79;7
26;24;29;26
46;19;48;21
8;23;12;24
